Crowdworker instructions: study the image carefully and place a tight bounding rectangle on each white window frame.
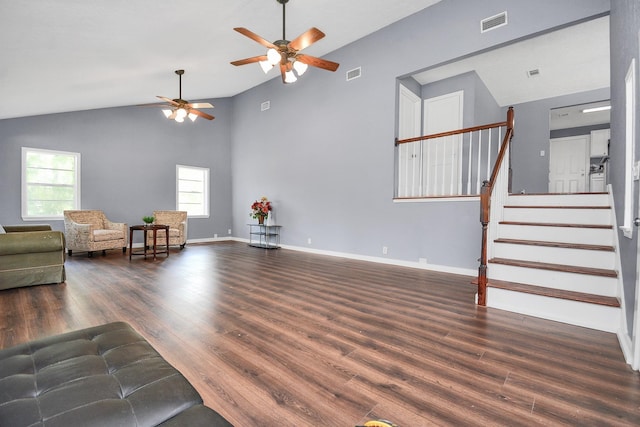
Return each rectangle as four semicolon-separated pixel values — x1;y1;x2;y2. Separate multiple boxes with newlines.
621;59;636;238
21;147;81;221
176;164;210;218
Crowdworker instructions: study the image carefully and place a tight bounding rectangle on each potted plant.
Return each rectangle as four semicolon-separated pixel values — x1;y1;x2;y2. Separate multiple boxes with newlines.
250;197;272;224
142;216;154;226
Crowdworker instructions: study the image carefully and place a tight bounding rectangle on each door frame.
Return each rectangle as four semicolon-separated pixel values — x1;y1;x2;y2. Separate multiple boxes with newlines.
397;84;422;197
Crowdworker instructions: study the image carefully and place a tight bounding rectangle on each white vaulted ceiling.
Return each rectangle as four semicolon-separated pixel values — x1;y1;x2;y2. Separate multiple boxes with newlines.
1;2;609;122
0;0;441;119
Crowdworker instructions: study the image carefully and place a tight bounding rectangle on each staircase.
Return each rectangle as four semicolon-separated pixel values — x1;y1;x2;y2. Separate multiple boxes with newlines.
482;192;621;333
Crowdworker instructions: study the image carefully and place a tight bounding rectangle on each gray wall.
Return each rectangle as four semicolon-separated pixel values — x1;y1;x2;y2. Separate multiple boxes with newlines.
0;0;612;272
509;87;611;194
0;100;234;244
610;0;640;336
421;71;502;129
231;0;610;270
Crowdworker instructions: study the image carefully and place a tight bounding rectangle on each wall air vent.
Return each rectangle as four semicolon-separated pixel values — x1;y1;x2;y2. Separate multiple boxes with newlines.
481;11;507;33
527;68;541;78
346;67;361;81
261;101;270;111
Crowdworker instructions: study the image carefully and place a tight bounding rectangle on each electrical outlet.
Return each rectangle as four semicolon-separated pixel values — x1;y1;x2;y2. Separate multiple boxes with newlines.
419;258;428;264
307;238;312;245
214;233;218;239
228;229;232;234
382;246;388;255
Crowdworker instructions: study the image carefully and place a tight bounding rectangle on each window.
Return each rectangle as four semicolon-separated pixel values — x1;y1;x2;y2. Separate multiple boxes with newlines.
22;147;80;220
176;165;209;217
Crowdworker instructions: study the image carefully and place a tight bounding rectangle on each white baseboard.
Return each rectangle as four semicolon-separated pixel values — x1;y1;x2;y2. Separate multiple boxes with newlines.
231;237;476;276
186;237;233;244
618;328;634;366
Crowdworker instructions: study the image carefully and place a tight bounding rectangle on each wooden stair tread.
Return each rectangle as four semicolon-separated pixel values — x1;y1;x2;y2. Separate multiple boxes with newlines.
494;238;614;252
499;221;612;229
471;278;620;307
504;205;610;209
489;257;617;277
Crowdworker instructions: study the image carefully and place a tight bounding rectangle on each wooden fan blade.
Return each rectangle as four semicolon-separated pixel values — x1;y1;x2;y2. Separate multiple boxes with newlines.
289;27;325;52
188;102;214;109
296;54;340;72
156;96;181;107
230;55;268;66
233;27;277;49
137;102;172;107
189;108;215;121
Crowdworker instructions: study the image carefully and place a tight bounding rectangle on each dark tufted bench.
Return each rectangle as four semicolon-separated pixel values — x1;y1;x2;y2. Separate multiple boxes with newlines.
0;322;233;426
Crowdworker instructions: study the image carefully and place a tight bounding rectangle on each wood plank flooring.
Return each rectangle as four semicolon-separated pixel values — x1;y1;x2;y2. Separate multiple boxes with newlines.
1;241;639;426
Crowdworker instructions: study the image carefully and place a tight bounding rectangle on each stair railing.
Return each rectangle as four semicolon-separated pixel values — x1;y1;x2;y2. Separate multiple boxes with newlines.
395;120;509;198
478;107;514;305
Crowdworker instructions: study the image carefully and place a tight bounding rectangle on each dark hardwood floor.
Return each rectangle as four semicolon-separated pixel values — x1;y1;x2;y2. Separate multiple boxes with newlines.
1;241;639;426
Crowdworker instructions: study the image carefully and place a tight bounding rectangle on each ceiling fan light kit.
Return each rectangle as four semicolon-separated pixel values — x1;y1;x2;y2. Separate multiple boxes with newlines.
231;0;339;84
148;69;214;123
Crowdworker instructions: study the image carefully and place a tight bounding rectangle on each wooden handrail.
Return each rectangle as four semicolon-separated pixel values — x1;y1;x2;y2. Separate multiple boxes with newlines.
395;120;508;146
477;107;514;306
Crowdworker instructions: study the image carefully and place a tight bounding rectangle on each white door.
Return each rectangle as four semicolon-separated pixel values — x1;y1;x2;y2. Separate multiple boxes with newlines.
397;85;422;197
549;135;589;193
423;91;463;196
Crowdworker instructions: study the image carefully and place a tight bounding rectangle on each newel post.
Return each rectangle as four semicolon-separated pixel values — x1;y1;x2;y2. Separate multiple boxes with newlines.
478;180;491;306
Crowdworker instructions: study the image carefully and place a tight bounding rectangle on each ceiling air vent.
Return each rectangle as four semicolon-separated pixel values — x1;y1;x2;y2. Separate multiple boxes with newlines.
481;11;507;33
346;67;361;81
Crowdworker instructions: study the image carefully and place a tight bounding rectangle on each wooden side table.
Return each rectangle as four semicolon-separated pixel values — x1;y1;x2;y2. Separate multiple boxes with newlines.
129;224;170;260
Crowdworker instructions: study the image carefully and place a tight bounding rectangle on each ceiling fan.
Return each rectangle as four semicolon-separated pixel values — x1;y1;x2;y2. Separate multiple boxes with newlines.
230;0;339;84
147;70;214;122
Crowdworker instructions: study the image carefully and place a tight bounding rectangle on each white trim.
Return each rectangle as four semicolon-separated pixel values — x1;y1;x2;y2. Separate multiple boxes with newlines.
607;184;635;365
176;164;210;218
621;59;636;238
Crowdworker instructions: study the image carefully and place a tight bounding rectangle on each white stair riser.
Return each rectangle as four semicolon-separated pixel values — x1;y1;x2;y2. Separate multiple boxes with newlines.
503;208;611;224
488;263;617;296
486;287;620;333
497;224;613;245
506;194;609;207
493;243;615;270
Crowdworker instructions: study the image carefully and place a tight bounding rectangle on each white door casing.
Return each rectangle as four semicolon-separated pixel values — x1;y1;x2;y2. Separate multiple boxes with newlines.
549;135;589;193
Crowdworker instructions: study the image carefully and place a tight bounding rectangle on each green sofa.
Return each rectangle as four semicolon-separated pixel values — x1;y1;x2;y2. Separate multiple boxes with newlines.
0;224;66;290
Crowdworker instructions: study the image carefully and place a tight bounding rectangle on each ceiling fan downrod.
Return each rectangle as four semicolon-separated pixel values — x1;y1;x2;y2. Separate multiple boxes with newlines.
175;69;184;101
277;0;289;40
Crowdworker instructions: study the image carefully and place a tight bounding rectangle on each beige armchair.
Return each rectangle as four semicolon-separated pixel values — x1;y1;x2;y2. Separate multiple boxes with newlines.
63;210;127;257
147;211;188;249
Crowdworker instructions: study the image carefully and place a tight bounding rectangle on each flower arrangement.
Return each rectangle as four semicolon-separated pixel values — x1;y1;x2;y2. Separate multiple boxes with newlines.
250;196;272;222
